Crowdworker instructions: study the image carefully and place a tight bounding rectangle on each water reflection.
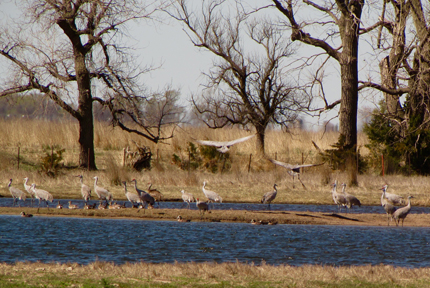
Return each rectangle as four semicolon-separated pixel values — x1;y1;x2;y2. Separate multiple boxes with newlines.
1;215;430;267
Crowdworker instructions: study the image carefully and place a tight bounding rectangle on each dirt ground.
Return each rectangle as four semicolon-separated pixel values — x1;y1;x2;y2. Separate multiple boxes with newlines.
1;205;429;227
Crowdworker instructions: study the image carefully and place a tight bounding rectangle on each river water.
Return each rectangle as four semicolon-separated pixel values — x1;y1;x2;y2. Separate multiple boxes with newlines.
1;215;430;267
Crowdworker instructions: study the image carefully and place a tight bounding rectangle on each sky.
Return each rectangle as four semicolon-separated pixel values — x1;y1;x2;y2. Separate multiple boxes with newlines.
0;0;379;130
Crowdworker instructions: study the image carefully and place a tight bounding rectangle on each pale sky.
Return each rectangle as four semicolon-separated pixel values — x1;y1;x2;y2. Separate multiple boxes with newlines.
0;1;381;130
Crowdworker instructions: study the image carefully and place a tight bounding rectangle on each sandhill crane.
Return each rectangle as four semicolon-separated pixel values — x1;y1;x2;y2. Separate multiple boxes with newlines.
56;201;63;209
68;201;79;209
381;187;396;226
131;179;155;208
195;135;255;153
196;198;209;216
8;179;27;207
202;181;222;207
330;181;346;213
148;183;163;206
76;175;91;203
261;184;278;210
30;184;53;208
393;196;414;227
268;158;324;189
93;176;113;202
341;183;361;212
20;211;33;217
180;190;195;209
122;181;141;208
23;177;35;206
381;185;405;205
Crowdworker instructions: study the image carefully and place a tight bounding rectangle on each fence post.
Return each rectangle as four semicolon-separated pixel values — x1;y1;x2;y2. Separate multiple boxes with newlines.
17;147;20;170
248;153;252;173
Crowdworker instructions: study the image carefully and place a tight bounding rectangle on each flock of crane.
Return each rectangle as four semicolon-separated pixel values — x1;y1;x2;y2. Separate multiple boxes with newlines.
5;134;415;226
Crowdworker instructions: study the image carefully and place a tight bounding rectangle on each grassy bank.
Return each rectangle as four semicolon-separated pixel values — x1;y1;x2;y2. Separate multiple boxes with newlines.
1;261;429;288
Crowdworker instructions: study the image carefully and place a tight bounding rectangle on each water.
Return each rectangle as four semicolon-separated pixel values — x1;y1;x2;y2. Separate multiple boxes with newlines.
1;215;430;267
2;197;430;214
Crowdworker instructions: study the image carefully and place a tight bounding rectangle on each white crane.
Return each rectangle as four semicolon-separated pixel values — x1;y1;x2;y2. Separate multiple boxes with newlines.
76;175;91;203
202;181;222;207
180;190;195;209
93;176;113;202
122;181;141;208
131;179;155;208
148;183;163;206
30;183;53;208
340;183;361;212
268;158;324;189
330;181;346;213
393;196;414;227
196;198;209;216
68;201;79;209
23;177;35;206
8;179;26;207
381;187;396;226
261;184;278;210
194;134;255;153
380;185;405;205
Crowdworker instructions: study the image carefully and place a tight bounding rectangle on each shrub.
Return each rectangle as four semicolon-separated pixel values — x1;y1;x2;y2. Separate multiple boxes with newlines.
40;144;65;177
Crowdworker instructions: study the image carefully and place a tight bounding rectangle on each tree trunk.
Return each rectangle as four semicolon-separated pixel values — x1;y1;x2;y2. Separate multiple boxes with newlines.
255;123;266;157
78;110;97;170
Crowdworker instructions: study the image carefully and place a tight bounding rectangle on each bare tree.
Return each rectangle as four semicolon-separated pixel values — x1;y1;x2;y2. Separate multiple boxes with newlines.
272;0;366;185
169;0;304;155
0;0;173;170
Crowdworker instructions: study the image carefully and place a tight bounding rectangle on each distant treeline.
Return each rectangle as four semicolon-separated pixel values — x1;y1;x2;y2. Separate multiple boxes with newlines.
0;94;111;121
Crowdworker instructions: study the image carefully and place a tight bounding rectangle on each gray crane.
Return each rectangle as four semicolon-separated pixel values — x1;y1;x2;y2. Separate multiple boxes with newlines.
93;176;113;202
76;175;91;203
196;198;209;216
148;183;163;206
268;158;324;189
180;189;195;209
330;181;347;213
380;185;405;206
260;184;278;210
340;183;361;212
8;179;26;207
131;179;155;208
122;181;141;208
195;134;255;153
30;183;53;208
381;187;396;226
393;196;414;227
202;181;222;207
23;177;35;206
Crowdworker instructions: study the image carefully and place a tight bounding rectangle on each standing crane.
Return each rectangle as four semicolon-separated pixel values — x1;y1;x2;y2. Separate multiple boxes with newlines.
23;177;35;206
130;179;155;208
194;135;255;153
8;179;26;207
30;183;53;208
268;159;324;189
147;183;163;206
261;184;278;210
202;181;222;208
76;175;91;203
340;183;361;212
381;187;396;226
122;181;141;208
392;196;414;227
196;198;209;216
180;190;195;209
93;176;113;202
330;181;346;213
380;185;405;205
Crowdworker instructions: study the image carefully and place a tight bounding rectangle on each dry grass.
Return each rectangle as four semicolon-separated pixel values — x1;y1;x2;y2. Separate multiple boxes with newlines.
0;119;428;206
1;261;429;287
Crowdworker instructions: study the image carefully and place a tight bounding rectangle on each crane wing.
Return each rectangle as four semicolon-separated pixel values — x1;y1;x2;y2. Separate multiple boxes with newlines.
195;135;255;147
269;159;324;170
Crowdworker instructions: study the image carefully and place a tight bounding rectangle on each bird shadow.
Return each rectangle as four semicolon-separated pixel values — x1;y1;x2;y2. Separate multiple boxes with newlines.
322;213;361;222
